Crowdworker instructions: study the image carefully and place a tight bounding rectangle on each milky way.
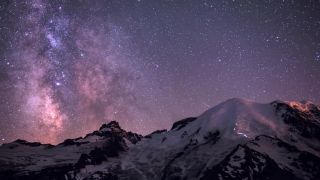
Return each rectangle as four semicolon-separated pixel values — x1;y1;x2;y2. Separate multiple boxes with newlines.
0;0;320;144
0;0;156;144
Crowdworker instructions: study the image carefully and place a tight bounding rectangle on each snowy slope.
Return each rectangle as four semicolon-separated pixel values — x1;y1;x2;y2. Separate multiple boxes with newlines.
0;98;319;180
0;121;142;179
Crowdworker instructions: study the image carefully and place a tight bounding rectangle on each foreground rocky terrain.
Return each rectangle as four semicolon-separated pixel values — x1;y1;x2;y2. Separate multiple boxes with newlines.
0;98;320;180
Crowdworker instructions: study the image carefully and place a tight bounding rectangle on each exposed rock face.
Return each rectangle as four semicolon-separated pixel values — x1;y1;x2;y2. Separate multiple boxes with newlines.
171;117;197;131
272;101;320;140
0;98;320;180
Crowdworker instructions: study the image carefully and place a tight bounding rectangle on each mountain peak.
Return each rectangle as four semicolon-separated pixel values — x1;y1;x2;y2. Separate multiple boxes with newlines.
12;139;45;147
99;121;121;131
2;139;53;149
192;98;281;139
272;99;319;112
287;100;318;112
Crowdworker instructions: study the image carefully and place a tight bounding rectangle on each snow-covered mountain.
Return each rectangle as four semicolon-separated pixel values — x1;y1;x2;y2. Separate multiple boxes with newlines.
0;98;320;180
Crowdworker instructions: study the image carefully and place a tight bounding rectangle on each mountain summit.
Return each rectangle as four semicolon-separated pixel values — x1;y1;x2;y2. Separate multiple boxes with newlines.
0;98;320;180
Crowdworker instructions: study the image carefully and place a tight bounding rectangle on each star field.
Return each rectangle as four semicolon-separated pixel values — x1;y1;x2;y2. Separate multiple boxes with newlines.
0;0;320;144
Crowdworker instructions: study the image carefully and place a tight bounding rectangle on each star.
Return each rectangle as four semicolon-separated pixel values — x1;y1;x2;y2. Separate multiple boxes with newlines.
315;53;320;62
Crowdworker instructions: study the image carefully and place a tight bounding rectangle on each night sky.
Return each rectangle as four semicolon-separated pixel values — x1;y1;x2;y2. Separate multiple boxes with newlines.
0;0;320;144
